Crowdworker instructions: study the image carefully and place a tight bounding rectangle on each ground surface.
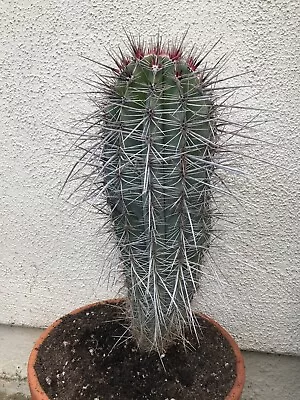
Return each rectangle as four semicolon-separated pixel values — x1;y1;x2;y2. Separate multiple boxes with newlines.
0;379;29;400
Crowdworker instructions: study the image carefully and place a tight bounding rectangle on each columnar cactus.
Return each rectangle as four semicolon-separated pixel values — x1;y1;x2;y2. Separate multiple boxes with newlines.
70;35;224;353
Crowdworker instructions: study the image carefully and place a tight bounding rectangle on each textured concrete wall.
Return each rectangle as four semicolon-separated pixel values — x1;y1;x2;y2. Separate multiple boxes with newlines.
0;0;299;356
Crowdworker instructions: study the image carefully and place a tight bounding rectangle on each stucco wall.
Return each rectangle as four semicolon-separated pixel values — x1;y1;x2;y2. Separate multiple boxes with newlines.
0;0;299;355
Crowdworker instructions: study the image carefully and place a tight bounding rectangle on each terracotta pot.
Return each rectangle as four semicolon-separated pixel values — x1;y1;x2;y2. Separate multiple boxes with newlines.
28;298;245;400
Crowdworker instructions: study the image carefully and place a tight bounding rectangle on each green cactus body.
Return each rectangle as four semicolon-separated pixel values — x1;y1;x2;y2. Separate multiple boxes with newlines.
101;41;216;352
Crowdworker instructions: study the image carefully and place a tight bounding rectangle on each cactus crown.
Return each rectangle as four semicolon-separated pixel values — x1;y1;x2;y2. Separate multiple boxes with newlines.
68;34;231;353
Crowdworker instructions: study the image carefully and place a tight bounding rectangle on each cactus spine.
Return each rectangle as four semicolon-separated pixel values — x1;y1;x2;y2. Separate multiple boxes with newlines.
73;36;220;353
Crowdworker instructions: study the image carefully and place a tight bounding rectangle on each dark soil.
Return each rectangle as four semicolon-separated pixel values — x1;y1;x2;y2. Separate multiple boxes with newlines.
35;300;236;399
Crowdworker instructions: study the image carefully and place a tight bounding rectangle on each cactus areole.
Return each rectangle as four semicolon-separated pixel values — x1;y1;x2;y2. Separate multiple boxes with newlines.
79;36;221;353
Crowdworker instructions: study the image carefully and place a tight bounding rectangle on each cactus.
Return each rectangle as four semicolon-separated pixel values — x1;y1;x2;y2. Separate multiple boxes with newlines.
68;35;227;353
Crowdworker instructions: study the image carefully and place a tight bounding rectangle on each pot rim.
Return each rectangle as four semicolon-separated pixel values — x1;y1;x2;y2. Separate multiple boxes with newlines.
28;298;245;400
